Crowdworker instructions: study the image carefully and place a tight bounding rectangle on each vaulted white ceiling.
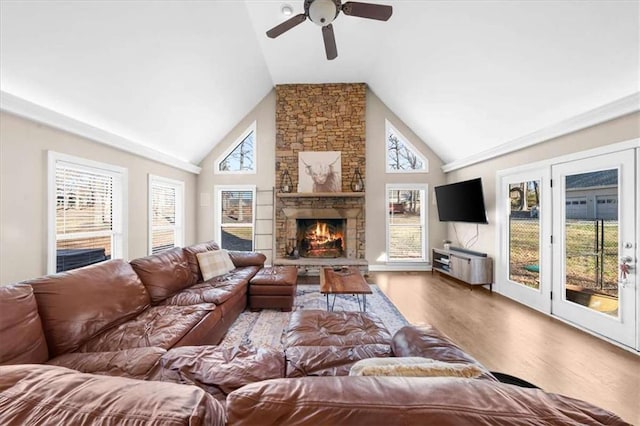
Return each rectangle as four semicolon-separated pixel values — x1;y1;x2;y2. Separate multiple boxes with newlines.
1;0;638;171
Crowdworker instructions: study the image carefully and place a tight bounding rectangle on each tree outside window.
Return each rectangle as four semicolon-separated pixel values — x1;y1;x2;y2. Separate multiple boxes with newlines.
219;131;254;172
385;120;428;173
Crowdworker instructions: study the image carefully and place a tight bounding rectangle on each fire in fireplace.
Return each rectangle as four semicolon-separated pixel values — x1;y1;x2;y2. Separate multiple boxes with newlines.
296;219;345;258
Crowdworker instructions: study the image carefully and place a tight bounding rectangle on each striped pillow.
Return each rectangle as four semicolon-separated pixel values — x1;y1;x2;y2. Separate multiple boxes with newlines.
196;250;234;281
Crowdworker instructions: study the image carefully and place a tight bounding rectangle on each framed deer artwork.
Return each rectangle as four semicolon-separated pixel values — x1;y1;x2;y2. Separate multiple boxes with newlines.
298;151;342;193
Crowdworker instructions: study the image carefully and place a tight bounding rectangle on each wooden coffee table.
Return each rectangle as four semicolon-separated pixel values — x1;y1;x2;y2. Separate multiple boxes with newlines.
320;267;372;312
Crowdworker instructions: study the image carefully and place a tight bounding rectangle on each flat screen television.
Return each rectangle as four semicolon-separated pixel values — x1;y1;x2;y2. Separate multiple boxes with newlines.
434;178;488;223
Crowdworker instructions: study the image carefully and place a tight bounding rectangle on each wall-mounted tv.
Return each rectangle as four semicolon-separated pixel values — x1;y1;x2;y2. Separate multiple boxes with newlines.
434;178;488;223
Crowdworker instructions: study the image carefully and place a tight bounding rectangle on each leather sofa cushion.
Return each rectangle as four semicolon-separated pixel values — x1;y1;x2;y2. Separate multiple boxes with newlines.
27;259;150;357
285;310;391;347
228;250;266;268
391;325;497;382
155;345;285;401
78;304;216;353
130;247;194;304
160;277;249;306
285;344;391;378
0;284;49;364
183;241;220;283
47;347;167;380
0;364;226;426
226;376;628;426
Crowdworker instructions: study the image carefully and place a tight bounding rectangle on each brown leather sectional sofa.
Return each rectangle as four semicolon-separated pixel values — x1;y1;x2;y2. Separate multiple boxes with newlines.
0;242;631;425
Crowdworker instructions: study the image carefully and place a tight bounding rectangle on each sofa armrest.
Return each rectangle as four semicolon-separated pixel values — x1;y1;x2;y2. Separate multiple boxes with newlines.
228;251;266;268
391;325;497;381
47;347;167;379
0;364;226;425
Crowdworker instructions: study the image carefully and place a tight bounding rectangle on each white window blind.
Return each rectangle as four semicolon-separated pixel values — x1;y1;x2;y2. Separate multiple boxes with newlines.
49;153;126;273
149;175;184;255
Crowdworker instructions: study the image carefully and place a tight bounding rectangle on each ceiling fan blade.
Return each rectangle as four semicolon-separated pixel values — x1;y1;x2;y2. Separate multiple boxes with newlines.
341;2;392;21
266;13;307;38
322;24;338;60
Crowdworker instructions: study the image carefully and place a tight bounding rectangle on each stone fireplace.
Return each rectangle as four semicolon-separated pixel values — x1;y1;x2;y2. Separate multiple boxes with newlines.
274;83;367;266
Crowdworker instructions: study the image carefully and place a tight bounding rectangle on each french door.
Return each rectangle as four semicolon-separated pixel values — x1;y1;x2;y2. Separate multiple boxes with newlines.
551;150;636;348
497;168;551;313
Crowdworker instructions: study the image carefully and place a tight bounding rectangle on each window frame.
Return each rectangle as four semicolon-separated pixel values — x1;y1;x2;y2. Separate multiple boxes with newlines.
385;120;428;174
385;183;429;263
47;151;128;274
214;184;256;250
148;174;185;255
214;121;257;175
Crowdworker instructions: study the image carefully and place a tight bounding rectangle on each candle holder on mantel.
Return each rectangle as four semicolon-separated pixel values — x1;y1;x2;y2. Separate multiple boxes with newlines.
280;169;293;193
350;167;364;192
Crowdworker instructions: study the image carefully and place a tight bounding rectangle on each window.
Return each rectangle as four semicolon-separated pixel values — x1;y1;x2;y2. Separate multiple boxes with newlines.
386;184;428;262
215;185;255;251
148;175;184;254
385;120;428;173
215;122;256;174
48;152;127;273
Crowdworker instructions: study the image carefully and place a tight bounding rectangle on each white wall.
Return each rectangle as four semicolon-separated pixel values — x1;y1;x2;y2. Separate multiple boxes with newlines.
0;112;198;284
197;90;276;264
366;90;447;268
446;112;640;259
196;87;448;268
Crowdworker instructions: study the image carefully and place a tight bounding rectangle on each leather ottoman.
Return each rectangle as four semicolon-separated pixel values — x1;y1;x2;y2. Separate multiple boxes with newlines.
284;310;392;377
249;266;297;311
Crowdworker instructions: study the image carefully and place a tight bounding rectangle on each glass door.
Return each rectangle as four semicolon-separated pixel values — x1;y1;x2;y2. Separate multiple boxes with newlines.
552;150;636;347
498;168;551;312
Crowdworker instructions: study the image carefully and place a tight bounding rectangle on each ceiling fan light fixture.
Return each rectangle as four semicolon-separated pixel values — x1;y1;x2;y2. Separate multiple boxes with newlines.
281;4;294;16
308;0;338;26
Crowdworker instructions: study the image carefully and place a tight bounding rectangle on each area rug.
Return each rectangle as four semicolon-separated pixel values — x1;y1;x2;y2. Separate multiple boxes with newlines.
219;284;409;350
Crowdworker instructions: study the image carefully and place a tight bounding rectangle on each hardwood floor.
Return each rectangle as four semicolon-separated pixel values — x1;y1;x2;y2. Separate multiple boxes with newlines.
370;271;640;424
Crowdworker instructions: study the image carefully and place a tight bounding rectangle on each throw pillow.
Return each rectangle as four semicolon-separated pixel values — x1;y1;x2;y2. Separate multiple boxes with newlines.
349;356;483;378
221;249;236;271
196;250;234;281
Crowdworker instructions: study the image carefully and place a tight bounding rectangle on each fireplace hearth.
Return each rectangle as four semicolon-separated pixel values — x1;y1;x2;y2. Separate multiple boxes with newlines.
297;219;345;258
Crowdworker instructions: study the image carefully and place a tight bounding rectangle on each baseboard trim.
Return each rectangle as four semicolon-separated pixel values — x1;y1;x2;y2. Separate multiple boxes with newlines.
369;264;432;272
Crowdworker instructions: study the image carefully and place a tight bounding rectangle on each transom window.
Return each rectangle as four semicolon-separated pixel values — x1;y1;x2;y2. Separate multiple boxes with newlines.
148;175;184;254
48;152;127;273
215;122;256;174
386;120;428;173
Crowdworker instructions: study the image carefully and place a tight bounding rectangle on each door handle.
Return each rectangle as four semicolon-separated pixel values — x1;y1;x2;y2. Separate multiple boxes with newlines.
619;256;634;288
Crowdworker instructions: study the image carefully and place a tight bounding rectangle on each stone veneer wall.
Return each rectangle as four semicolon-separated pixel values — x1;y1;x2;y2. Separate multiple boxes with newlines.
275;83;366;259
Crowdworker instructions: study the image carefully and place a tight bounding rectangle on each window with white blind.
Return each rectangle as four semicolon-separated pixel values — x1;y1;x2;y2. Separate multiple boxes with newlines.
148;175;184;254
215;185;255;251
386;183;428;262
48;152;127;273
214;122;256;174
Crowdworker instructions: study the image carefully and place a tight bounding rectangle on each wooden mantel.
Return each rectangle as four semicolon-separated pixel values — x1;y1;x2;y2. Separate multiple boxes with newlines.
277;192;365;198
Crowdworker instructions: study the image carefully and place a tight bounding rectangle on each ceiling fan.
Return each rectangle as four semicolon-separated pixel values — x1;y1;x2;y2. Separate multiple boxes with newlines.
266;0;393;60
